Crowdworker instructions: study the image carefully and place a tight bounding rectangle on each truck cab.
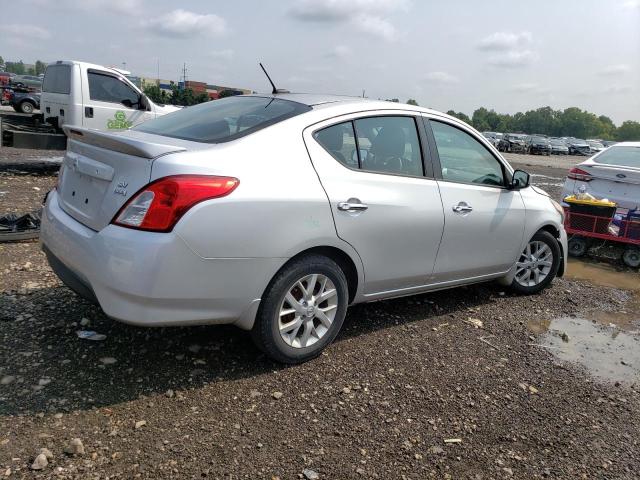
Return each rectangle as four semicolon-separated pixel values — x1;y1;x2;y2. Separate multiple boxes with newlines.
41;60;179;132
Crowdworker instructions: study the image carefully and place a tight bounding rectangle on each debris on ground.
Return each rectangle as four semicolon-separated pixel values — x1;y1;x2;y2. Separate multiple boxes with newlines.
76;330;107;341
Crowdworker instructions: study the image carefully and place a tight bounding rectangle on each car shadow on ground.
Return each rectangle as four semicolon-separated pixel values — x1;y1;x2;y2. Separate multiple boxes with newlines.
0;282;505;416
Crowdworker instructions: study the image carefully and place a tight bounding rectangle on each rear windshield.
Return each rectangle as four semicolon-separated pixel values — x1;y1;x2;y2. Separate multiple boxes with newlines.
595;146;640;168
135;96;312;143
42;64;71;94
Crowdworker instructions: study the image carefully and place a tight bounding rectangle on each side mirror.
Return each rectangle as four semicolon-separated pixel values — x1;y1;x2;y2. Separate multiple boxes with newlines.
121;98;134;108
139;95;150;111
510;169;530;189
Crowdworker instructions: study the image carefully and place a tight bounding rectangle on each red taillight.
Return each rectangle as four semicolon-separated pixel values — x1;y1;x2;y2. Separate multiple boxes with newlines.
567;167;593;182
112;175;239;232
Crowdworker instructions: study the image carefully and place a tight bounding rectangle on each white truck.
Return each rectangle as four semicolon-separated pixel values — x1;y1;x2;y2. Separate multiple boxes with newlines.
41;60;179;132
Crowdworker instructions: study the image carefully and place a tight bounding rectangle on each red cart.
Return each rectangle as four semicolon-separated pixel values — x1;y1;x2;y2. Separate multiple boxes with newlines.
564;207;640;267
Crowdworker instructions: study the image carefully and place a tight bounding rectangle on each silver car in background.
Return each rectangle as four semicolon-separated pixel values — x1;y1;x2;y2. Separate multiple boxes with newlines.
41;94;567;363
562;142;640;209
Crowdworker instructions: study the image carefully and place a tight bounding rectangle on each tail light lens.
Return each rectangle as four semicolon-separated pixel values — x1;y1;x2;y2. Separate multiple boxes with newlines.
112;175;239;232
567;167;593;182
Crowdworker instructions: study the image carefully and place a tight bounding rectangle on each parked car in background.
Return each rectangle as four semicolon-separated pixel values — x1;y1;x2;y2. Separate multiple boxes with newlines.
11;74;42;90
526;135;551;155
498;133;527;153
41;94;567;363
587;140;605;154
9;90;41;113
550;138;569;155
566;138;591;155
482;131;500;147
602;140;618;148
0;71;15;86
562;142;640;209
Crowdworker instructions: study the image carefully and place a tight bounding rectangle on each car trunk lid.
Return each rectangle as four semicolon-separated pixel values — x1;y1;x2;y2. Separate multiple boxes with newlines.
581;161;640;209
57;126;187;231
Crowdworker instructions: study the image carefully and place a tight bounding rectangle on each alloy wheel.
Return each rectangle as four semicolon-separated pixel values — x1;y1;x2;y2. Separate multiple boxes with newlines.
515;241;554;287
278;274;338;348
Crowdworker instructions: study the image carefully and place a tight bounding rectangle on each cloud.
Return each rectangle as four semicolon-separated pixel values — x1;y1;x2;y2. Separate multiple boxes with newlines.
25;0;142;14
604;85;633;94
208;49;234;61
325;45;352;59
510;83;540;93
0;24;50;40
144;9;227;38
352;14;397;40
289;0;408;41
477;31;532;51
598;64;631;75
289;0;409;21
423;71;459;85
487;50;538;68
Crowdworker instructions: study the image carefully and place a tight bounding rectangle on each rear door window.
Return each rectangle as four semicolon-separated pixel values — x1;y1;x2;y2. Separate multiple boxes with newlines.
42;64;71;94
135;96;312;143
314;116;425;176
313;122;359;168
354;117;423;176
88;71;139;105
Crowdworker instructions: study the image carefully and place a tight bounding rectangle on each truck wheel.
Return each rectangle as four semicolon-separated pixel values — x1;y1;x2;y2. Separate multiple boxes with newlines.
622;247;640;268
568;237;588;257
18;101;35;114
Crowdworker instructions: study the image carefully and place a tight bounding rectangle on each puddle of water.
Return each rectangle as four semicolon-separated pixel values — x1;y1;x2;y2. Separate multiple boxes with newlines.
529;317;640;384
566;260;640;292
527;259;640;384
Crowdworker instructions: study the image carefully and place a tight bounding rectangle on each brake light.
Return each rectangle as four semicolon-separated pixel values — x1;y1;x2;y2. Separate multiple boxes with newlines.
567;167;592;182
112;175;239;232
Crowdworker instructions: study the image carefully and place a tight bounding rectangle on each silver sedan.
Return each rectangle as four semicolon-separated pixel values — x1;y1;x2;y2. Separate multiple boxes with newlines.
41;94;567;363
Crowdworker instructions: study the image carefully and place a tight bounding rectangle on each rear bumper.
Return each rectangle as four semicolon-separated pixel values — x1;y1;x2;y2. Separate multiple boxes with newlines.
41;190;283;329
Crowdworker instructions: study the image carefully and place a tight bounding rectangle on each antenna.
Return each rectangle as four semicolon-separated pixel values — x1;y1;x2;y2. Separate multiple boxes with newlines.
259;63;289;95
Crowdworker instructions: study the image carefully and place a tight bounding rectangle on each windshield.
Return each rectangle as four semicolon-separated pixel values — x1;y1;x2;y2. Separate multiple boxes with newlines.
135;96;312;143
594;146;640;168
550;139;565;145
588;141;604;147
573;139;587;144
532;136;547;142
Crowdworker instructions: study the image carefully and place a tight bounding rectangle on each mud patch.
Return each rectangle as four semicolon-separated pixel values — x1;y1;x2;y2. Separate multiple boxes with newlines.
528;259;640;384
566;259;640;291
529;316;640;384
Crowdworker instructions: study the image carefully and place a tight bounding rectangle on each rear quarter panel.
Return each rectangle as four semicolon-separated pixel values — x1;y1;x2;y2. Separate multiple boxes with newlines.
152;120;361;262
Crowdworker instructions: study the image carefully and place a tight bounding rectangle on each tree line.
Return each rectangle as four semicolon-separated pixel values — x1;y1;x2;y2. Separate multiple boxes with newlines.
393;99;639;141
0;56;47;76
444;106;640;142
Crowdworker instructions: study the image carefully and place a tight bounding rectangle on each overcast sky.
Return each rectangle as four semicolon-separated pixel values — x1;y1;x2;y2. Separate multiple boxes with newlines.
2;0;639;124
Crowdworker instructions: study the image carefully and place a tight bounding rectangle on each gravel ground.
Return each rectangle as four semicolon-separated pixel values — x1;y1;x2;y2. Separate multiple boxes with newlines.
2;151;640;479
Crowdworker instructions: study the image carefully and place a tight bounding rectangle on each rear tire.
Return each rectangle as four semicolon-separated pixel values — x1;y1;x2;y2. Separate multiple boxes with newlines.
252;255;349;364
568;237;588;257
509;231;561;295
622;247;640;268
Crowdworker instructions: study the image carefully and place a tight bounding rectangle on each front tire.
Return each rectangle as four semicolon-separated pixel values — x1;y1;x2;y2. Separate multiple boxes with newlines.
509;231;561;294
252;255;349;364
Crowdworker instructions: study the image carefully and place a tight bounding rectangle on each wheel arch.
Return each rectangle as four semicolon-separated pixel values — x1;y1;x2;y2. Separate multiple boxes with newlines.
279;245;361;304
537;223;565;277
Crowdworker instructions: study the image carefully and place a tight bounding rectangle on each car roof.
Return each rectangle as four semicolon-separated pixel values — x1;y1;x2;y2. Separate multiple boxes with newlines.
245;92;443;113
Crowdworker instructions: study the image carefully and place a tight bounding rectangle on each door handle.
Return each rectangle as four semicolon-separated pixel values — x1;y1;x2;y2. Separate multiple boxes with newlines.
338;199;368;212
452;202;473;213
84;106;93;118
